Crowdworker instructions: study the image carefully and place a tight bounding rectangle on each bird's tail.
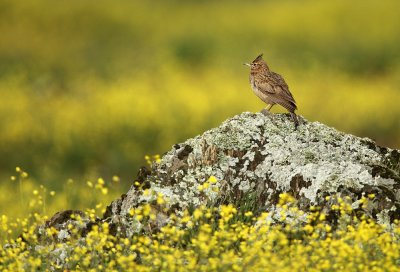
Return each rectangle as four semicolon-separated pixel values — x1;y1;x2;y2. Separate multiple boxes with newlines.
290;112;299;129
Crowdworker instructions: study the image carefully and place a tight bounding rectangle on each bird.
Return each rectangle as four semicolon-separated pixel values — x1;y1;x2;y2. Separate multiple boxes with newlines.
244;54;299;128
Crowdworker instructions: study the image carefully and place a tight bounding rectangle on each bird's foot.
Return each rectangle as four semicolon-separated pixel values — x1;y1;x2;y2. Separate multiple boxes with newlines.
260;109;272;116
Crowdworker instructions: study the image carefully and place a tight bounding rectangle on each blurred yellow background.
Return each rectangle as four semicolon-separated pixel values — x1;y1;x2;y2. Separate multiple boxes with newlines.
0;0;399;210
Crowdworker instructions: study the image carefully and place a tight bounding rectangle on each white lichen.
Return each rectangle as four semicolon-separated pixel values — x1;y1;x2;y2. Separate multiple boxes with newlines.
115;112;399;226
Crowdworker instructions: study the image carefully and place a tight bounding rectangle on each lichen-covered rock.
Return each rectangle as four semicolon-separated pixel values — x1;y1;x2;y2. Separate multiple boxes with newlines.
35;210;94;243
105;112;400;231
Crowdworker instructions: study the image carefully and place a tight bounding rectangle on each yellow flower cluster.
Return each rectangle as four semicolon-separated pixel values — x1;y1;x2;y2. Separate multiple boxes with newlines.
145;154;161;166
197;176;219;192
1;193;399;271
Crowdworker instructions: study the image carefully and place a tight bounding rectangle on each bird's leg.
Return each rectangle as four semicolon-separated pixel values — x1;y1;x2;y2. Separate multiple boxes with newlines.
290;112;299;129
260;104;274;116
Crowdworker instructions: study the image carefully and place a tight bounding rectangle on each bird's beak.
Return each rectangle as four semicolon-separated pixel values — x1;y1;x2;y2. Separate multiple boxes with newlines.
243;63;251;67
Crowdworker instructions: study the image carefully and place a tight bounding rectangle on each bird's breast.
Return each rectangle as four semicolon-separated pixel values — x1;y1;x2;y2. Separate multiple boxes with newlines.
249;75;260;93
249;75;274;104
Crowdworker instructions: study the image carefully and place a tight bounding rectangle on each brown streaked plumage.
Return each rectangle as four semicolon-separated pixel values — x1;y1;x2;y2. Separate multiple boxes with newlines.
244;54;299;128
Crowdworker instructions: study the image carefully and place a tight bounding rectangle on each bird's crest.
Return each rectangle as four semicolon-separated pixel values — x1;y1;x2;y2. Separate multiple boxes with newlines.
252;53;264;63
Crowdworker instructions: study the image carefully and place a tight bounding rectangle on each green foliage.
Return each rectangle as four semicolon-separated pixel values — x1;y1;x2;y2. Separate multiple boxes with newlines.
0;167;122;220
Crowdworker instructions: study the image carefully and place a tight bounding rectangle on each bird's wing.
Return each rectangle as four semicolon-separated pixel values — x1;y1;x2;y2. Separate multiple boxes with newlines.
270;72;297;107
272;95;297;112
254;83;296;112
254;75;276;95
255;72;297;112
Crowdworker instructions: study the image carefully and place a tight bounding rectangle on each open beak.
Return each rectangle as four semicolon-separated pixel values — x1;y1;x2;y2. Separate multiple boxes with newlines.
243;63;251;67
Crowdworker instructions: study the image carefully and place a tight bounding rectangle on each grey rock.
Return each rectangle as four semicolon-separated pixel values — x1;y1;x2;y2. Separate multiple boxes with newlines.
105;112;400;230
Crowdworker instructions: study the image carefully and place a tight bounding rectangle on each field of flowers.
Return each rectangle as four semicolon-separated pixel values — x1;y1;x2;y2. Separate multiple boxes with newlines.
1;1;400;270
1;187;399;271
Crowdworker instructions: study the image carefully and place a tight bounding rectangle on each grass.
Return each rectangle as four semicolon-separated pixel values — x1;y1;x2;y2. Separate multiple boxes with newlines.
1;167;124;221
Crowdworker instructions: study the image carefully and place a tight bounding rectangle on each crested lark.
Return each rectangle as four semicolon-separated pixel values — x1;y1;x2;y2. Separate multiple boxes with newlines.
244;54;299;128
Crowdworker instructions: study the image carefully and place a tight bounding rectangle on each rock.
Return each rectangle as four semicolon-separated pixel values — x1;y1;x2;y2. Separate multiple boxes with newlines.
103;112;399;233
33;210;95;244
38;112;400;239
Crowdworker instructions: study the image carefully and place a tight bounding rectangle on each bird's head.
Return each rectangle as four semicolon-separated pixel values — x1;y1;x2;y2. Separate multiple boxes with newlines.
243;53;269;71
